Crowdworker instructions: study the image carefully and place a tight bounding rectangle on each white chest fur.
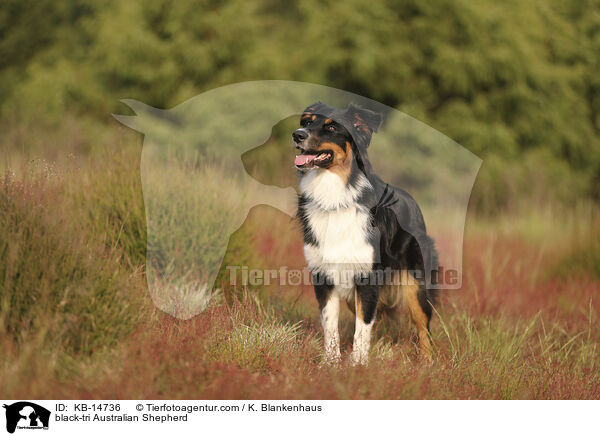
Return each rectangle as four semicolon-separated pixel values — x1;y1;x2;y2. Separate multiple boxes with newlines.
300;170;374;296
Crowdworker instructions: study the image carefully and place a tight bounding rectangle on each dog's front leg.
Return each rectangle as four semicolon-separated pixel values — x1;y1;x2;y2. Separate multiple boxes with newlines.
352;282;379;365
315;280;340;364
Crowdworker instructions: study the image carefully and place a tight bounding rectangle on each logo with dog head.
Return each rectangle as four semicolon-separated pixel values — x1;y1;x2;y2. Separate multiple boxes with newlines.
3;402;50;434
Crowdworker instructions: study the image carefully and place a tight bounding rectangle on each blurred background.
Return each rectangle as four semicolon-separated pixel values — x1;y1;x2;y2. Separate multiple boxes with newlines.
1;0;599;212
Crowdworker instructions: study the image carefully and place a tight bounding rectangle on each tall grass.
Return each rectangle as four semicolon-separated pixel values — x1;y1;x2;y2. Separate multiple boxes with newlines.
0;157;145;356
0;144;599;399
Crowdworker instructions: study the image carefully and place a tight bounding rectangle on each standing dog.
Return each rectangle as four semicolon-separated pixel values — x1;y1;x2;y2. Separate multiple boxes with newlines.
293;102;438;364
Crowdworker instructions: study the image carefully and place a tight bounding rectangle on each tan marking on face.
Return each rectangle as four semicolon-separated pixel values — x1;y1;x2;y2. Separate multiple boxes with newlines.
324;118;333;124
312;141;353;184
311;114;316;121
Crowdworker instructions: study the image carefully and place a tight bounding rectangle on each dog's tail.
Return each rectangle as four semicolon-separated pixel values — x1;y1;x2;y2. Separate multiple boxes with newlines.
426;237;440;306
416;234;439;331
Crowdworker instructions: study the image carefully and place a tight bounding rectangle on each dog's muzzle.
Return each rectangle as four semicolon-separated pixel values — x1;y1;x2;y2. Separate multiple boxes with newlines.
292;128;308;145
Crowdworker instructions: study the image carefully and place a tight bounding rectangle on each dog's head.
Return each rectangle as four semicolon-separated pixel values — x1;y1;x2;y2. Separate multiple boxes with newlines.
292;102;382;175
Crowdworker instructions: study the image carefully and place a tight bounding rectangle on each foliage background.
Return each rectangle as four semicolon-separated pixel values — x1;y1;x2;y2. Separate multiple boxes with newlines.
1;0;600;211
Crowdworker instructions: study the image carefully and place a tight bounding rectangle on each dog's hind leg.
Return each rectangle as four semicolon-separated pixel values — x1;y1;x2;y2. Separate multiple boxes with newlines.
402;277;433;361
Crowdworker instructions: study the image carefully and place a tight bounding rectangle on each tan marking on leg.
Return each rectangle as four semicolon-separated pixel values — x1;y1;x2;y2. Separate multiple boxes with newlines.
345;295;356;315
378;270;403;310
402;278;433;361
355;287;363;321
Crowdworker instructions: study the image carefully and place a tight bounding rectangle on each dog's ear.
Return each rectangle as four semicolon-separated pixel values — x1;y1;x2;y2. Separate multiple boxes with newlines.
344;103;383;149
346;103;383;134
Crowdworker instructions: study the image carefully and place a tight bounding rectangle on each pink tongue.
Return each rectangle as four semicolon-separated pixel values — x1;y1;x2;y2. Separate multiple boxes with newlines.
295;154;317;166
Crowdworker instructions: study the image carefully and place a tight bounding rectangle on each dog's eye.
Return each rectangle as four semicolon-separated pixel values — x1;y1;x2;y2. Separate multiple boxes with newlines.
325;124;335;132
301;119;312;127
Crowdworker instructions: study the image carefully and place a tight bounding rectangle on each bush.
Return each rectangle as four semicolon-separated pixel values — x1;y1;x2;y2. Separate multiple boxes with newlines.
1;0;600;209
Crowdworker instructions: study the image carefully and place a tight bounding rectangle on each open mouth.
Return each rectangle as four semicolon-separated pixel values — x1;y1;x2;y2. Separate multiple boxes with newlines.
294;150;334;169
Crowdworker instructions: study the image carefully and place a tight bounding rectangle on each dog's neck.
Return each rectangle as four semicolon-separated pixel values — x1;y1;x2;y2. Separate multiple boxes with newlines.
299;169;372;211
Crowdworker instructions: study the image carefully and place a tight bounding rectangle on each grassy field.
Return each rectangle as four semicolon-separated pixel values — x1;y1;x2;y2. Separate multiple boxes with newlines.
1;140;599;400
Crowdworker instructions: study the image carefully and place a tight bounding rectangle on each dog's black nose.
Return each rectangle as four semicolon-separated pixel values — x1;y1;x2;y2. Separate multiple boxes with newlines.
292;129;308;143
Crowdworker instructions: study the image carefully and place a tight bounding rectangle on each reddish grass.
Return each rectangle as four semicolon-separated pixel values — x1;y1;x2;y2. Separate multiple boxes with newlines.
2;206;599;399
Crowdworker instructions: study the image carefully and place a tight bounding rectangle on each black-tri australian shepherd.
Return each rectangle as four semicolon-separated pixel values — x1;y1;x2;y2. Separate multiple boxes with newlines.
292;102;438;365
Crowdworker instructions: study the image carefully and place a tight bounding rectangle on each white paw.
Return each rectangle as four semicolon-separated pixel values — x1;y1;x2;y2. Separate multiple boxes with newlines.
350;350;369;366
